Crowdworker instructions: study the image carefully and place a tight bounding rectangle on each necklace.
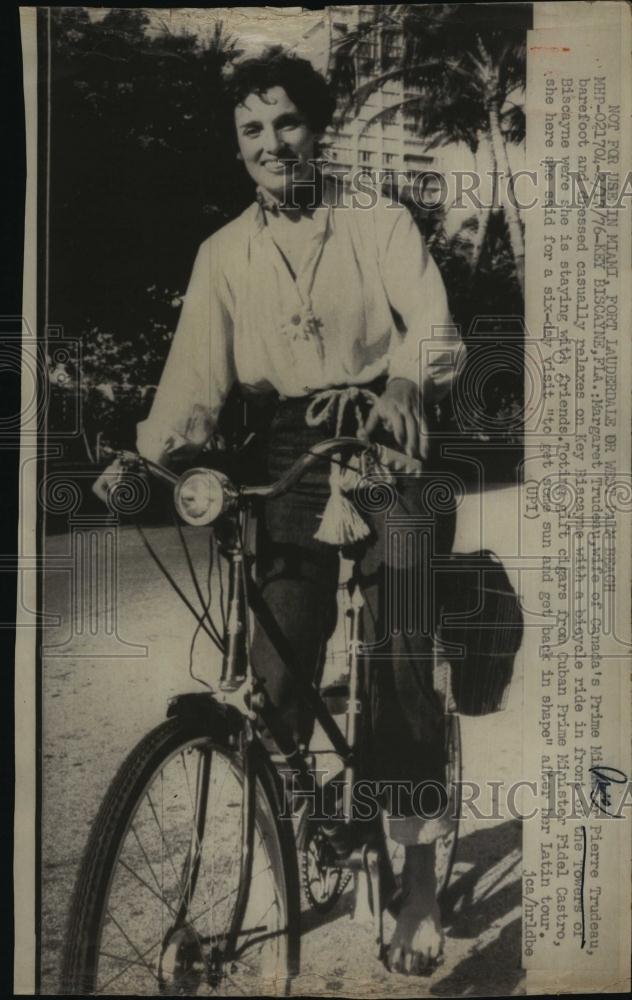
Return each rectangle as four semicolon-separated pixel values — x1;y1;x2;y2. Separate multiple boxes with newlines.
260;200;331;359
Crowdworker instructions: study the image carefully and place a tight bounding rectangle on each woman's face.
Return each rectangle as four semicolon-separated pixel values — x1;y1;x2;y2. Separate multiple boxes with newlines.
234;86;319;197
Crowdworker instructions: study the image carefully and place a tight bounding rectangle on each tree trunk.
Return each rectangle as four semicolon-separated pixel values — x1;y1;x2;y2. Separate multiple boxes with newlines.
469;130;496;273
488;101;525;295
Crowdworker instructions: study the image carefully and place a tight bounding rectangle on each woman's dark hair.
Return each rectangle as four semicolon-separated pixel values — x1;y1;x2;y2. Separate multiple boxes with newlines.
223;47;336;134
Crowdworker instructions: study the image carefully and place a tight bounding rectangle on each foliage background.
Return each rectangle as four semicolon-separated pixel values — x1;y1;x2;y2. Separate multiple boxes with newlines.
45;5;529;485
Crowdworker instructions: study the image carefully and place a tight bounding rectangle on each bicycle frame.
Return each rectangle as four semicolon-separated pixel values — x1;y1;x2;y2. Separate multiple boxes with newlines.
215;502;361;823
97;440;374;821
165;468;375;971
126;437;379;825
89;437;445;974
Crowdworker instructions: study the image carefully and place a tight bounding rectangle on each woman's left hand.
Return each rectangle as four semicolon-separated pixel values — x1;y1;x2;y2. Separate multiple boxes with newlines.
364;377;429;460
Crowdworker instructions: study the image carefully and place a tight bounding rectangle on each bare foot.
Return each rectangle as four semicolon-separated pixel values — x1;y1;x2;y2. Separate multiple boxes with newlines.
387;843;444;976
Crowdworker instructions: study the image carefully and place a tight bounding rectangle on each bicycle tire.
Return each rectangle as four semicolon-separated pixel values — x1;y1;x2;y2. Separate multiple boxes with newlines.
60;716;300;996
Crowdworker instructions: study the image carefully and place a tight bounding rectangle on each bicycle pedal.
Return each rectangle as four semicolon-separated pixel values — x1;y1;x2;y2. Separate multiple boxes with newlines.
320;821;354;862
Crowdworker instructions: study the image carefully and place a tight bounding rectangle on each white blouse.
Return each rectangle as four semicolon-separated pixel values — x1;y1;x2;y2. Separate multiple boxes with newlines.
137;192;464;463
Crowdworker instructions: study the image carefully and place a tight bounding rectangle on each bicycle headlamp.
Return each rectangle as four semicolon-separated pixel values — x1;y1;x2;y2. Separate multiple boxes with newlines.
174;468;236;526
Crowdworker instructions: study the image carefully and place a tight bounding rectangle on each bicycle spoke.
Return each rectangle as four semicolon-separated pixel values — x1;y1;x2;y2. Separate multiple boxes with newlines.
177;748;216;924
234;895;277;959
98;932;164;993
224;972;247;995
115;857;178;919
145;788;184;890
234;926;287;960
207;753;244;940
129;821;166;901
99;950;150;968
189;860;273;929
104;909;161;984
65;729;291;996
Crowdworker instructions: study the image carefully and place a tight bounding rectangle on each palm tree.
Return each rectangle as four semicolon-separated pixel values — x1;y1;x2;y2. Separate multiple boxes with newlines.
329;3;529;294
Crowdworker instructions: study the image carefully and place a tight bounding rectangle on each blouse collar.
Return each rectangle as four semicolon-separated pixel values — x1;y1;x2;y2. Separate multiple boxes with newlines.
253;171;342;230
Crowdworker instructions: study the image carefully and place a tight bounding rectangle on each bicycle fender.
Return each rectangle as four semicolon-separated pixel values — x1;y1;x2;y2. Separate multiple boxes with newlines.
166;692;244;740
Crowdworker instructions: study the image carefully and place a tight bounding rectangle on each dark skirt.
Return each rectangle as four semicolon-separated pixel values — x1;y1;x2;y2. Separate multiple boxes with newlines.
251;385;456;814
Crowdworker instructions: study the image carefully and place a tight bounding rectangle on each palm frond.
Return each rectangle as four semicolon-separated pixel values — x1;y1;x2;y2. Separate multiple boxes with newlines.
328;2;529;148
500;104;525;144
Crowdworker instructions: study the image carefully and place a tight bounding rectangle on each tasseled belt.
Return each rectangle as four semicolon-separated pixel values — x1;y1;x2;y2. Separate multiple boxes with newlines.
304;386;423;546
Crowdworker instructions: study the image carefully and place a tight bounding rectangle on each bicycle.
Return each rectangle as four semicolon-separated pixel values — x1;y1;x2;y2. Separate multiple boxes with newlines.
61;437;462;996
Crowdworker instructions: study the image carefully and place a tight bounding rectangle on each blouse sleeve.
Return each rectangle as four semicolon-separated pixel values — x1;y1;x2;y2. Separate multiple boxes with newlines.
136;236;236;464
376;204;465;402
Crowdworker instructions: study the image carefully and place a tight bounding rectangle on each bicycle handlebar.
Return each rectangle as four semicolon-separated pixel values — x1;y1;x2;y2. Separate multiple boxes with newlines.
99;437;372;507
239;437;369;500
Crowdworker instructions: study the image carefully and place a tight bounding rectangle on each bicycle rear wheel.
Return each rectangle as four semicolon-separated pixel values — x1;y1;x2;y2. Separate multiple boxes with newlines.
61;717;300;996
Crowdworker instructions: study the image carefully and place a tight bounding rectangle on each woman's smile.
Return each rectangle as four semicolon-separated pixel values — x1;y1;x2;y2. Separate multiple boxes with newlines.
261;157;294;174
235;86;319;197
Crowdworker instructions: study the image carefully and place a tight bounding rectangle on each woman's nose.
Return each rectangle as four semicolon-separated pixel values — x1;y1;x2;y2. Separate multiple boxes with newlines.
262;126;284;155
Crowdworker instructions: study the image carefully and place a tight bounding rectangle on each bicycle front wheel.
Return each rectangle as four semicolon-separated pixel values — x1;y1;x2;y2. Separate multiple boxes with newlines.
61;717;299;996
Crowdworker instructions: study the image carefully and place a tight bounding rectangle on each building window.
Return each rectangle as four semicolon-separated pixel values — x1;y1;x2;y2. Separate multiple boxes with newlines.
359;150;374;163
405;152;434;166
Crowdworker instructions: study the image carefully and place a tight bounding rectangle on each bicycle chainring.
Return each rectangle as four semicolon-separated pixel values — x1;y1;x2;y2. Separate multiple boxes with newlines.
299;822;352;913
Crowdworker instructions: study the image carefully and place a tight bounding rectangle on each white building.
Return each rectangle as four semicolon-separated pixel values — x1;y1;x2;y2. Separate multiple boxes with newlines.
323;5;441;189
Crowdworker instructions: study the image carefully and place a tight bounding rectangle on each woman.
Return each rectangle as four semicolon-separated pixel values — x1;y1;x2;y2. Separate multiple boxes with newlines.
137;49;464;975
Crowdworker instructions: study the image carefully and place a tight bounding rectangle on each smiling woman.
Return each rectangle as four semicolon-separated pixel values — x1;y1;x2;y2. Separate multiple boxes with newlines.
235;87;316;191
135;45;466;976
225;48;336;138
227;51;336;209
23;7;543;997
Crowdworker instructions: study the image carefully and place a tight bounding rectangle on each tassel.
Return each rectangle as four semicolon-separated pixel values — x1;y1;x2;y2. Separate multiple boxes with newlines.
339;456;363;493
306;387;386;546
314;455;371;546
314;486;372;546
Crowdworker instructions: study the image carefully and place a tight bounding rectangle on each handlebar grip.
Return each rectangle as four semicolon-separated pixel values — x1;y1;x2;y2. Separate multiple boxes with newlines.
92;452;177;508
92;459;126;504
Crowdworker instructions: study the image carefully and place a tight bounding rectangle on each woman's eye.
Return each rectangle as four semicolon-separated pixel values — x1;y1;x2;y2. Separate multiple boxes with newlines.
242;126;261;138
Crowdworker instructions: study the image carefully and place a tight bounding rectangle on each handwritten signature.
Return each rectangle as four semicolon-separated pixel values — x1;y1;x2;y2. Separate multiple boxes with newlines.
589;765;628;818
575;767;628;950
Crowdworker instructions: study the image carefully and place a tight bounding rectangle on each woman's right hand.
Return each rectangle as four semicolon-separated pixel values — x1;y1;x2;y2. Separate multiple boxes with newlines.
363;377;429;460
92;454;148;507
